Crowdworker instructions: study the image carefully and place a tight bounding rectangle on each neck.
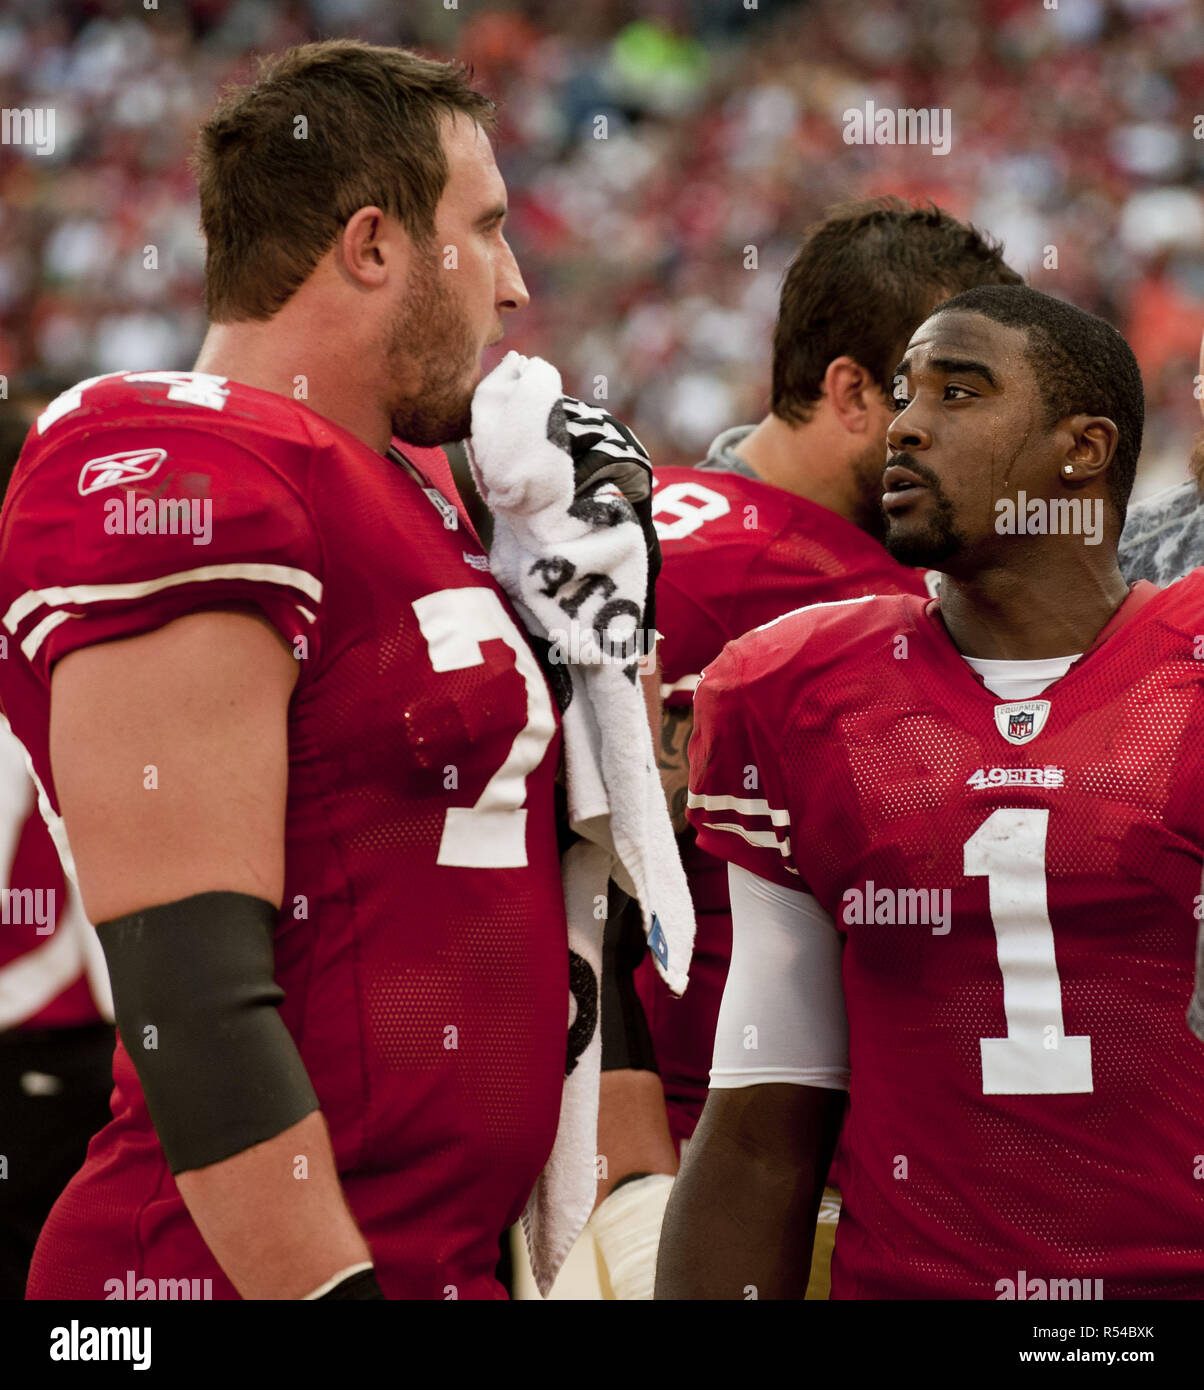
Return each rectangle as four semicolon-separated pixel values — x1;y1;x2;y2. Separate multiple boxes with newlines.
736;413;878;532
194;315;391;454
936;549;1130;660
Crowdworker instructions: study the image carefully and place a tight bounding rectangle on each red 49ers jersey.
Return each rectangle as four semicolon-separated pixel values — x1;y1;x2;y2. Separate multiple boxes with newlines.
642;463;929;1148
651;465;930;707
688;578;1204;1298
0;370;567;1300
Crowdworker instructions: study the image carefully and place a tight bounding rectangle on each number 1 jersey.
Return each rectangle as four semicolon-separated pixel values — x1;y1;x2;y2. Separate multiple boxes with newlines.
688;579;1204;1298
0;371;568;1300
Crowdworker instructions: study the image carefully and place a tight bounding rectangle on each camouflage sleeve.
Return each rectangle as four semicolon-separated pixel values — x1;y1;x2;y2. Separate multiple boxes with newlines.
1118;480;1204;587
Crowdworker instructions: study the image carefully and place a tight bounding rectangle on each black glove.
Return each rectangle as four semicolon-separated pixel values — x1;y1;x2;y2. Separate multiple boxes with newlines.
550;396;662;637
316;1267;386;1300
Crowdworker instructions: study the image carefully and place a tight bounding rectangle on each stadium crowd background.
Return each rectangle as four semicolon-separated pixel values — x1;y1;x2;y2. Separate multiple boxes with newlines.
2;0;1204;493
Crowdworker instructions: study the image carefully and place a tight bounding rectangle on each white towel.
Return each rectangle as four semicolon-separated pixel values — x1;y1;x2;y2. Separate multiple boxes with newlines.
468;351;695;1294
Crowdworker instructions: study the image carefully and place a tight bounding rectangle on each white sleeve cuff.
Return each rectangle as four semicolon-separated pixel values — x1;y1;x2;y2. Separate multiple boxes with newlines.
709;863;849;1091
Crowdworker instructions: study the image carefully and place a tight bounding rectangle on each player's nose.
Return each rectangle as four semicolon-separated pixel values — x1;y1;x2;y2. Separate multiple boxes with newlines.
497;239;529;313
886;406;932;455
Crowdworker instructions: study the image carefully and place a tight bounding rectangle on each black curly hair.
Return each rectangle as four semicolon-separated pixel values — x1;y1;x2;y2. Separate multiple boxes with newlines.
932;283;1145;516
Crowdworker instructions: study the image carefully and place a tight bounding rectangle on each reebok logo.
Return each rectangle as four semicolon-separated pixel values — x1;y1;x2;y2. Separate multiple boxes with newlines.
78;449;166;496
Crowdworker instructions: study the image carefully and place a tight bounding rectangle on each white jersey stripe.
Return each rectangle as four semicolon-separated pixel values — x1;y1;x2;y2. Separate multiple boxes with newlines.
687;789;791;826
695;817;795;866
21;610;74;661
3;562;324;637
750;591;878;636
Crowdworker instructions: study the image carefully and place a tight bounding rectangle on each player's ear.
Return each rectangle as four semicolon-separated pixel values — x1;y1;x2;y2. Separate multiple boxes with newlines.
1059;416;1118;485
823;356;882;435
337;207;398;290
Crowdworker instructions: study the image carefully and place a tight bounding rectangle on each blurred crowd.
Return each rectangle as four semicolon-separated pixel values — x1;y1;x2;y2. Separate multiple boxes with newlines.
2;0;1204;490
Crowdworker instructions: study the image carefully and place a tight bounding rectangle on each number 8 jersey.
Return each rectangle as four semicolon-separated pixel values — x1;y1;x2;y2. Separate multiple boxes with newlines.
687;578;1204;1299
0;372;568;1301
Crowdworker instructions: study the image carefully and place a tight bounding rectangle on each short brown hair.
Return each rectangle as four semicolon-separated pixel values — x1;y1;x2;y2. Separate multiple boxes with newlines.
193;40;496;322
771;197;1022;425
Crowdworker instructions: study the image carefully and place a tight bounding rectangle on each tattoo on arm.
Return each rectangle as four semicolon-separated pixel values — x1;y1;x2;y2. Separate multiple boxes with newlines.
657;704;695;834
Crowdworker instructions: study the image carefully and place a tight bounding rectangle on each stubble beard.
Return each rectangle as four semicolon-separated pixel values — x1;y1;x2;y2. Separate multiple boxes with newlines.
851;437;891;542
384;245;479;448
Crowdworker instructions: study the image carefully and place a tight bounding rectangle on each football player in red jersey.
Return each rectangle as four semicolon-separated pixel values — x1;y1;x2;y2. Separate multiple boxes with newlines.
0;399;117;1300
0;41;667;1302
638;200;1021;1292
658;282;1204;1299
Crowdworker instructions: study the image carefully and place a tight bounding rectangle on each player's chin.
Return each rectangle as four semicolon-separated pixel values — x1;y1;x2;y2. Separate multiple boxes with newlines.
883;518;957;570
393;394;474;448
882;505;922;545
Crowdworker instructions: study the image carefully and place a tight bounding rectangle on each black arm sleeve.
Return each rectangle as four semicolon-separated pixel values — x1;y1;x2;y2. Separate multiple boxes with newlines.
600;881;659;1073
97;891;320;1175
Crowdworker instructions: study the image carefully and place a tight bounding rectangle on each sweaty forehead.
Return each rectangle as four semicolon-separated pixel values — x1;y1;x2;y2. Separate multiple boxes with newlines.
902;311;1032;378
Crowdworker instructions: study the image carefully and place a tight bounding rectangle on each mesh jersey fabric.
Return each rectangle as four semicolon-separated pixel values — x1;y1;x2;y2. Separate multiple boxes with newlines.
688;578;1204;1298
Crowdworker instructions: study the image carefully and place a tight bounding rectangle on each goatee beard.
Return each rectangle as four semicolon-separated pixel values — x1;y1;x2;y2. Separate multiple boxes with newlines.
882;486;966;569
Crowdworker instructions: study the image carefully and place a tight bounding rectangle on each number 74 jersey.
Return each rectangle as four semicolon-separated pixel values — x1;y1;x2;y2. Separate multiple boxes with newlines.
0;372;568;1300
687;577;1204;1299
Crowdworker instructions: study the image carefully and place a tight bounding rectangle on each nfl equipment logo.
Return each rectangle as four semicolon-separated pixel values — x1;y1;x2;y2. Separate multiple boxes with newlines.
1008;710;1034;740
994;699;1051;746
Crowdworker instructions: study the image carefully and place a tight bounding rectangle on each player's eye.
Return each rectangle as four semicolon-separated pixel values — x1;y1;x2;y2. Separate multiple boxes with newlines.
945;384;976;401
891;395;911;412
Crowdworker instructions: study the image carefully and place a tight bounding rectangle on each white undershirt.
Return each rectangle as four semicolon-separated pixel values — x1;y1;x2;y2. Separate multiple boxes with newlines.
710;651;1078;1090
962;652;1078;701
